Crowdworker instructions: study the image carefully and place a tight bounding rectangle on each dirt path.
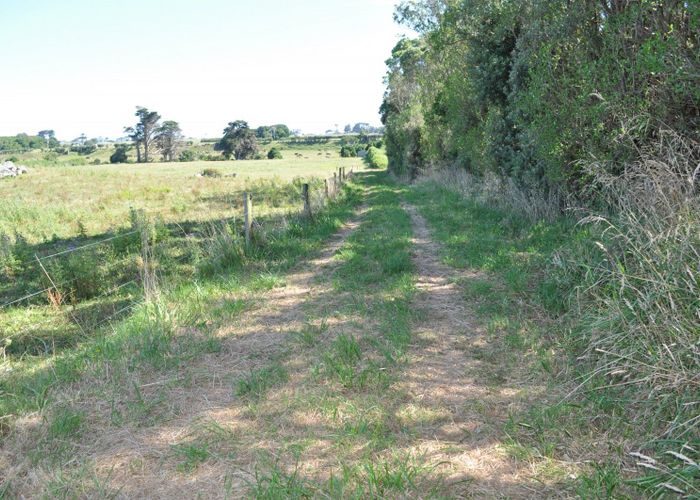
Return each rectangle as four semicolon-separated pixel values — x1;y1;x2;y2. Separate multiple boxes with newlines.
398;203;548;498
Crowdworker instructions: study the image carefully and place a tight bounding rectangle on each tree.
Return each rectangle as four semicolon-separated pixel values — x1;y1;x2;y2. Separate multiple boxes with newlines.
217;120;259;160
123;126;142;163
70;136;97;155
271;124;290;139
352;123;371;134
256;126;273;139
110;144;129;163
344;124;352;133
37;130;56;149
125;107;160;163
154;121;182;162
255;124;290;140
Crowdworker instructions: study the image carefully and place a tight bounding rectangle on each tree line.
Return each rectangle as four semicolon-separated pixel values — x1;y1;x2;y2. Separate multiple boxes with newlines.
381;1;700;195
118;108;294;164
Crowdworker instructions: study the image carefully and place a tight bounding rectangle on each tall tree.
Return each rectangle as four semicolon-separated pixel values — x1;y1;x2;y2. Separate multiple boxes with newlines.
217;120;259;160
126;107;161;163
154;121;182;162
37;130;56;148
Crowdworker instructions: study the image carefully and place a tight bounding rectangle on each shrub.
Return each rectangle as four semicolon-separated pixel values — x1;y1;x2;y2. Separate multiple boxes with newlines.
178;149;197;162
267;147;283;160
365;146;388;169
340;145;358;158
110;145;129;164
201;168;222;178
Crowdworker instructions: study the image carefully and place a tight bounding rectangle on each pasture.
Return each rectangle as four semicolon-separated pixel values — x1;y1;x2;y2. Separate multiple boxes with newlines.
0;153;364;394
0;154;364;243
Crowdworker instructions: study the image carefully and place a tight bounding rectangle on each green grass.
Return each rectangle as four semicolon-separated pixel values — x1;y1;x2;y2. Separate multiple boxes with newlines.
0;178;363;427
48;406;85;439
171;442;212;473
236;363;289;399
404;179;694;496
0;151;364;245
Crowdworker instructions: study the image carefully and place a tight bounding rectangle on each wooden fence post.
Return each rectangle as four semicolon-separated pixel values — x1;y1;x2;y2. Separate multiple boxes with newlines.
342;167;346;181
243;191;252;247
302;183;311;217
333;172;337;194
338;167;343;185
324;178;329;199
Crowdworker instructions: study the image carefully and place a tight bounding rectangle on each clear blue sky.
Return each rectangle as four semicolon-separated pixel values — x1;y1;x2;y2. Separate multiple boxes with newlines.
0;0;408;140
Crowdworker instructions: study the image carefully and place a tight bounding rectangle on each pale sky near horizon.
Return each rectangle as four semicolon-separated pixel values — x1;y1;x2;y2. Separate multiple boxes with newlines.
0;0;409;140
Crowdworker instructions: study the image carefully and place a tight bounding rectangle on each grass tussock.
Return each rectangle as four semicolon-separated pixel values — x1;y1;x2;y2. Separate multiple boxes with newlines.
571;131;700;434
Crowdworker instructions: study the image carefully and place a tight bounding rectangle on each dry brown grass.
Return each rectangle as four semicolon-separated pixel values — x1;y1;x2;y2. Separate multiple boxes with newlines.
575;130;700;440
423;168;563;222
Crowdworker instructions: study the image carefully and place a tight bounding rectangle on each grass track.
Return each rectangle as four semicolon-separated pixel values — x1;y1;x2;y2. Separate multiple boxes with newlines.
1;171;667;497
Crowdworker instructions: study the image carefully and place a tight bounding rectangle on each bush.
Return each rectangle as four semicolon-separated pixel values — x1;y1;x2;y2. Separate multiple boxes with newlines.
178;149;197;162
267;147;283;160
91;158;101;165
110;145;129;164
365;147;388;169
340;145;358;158
202;154;226;162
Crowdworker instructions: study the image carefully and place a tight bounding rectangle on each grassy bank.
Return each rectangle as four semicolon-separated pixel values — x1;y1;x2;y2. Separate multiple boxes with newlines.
406;171;700;497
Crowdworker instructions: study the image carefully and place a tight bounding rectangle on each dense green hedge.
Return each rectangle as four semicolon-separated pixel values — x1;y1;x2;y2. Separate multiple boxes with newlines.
365;146;388;169
381;1;700;193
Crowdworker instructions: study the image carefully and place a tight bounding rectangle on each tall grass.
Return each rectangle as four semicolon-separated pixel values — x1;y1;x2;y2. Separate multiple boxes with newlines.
424;168;562;223
571;131;700;438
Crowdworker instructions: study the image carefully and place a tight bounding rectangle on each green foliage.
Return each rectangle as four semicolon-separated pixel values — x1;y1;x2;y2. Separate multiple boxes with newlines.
154;120;182;162
218;120;259;160
365;146;388;169
256;124;291;140
69;139;97;155
178;149;197;162
383;1;700;192
109;144;129;164
340;145;361;158
0;133;47;152
267;147;283;160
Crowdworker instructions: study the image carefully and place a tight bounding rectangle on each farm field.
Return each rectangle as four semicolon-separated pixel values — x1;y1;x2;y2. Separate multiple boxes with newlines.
1;154;365;244
0;153;368;376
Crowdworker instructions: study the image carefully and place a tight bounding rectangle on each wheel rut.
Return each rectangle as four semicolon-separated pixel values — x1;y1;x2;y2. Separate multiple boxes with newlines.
398;202;548;498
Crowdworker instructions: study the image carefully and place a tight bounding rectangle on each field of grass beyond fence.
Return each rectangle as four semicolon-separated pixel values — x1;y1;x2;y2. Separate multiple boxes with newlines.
0;159;361;414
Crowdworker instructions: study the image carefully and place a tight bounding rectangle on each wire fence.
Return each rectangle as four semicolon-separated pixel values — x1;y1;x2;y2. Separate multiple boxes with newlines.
0;167;355;360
